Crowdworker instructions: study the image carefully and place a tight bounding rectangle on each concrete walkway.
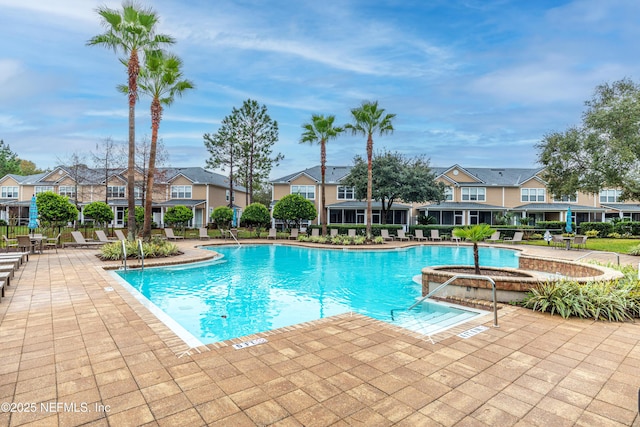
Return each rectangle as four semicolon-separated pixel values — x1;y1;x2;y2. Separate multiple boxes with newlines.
0;240;638;426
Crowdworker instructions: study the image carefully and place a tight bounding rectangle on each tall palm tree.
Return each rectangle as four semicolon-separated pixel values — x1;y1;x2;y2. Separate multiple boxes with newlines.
87;2;175;240
452;224;495;275
300;115;344;236
135;50;194;240
345;101;395;239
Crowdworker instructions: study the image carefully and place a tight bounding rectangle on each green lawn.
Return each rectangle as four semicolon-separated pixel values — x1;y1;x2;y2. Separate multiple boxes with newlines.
523;238;639;254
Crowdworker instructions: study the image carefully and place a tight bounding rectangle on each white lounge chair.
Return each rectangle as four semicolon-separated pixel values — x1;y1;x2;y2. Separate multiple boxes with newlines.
289;228;299;240
164;228;184;240
414;229;428;241
114;229;127;240
330;229;338;237
396;230;410;241
198;228;210;240
348;229;357;238
311;228;320;237
380;229;394;241
430;230;442;241
65;231;105;248
267;228;277;240
486;231;501;243
505;231;523;244
95;230;113;243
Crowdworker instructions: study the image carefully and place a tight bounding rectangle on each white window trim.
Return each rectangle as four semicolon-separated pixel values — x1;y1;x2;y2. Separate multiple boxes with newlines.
461;187;486;202
521;188;546;203
290;185;315;200
171;185;192;199
337;185;355;200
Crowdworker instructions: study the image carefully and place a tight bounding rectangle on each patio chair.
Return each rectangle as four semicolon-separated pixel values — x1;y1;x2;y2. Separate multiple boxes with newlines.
572;235;588;250
164;228;184;240
267;228;277;240
430;229;442;241
380;229;394;241
17;235;40;254
396;230;410;241
2;235;17;252
311;228;320;238
114;229;127;241
44;233;61;253
413;229;428;241
94;230;113;243
330;229;338;237
486;231;501;243
198;228;210;240
289;228;299;240
551;234;565;249
65;231;106;248
348;229;357;238
504;231;524;244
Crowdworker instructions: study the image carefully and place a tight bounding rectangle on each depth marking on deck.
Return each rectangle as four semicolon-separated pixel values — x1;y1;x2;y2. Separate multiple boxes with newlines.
232;337;268;350
458;325;489;339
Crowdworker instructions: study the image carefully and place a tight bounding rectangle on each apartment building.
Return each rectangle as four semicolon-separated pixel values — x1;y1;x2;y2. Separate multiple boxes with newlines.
0;166;246;228
271;164;639;228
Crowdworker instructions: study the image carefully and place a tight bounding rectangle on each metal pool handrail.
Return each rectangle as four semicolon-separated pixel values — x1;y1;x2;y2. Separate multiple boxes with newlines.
138;239;144;270
391;274;498;327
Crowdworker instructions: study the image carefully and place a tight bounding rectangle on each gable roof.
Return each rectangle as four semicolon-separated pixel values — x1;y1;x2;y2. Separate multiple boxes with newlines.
271;166;352;184
163;167;247;192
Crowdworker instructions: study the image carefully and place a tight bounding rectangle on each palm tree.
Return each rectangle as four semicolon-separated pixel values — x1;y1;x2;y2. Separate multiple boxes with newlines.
87;2;175;240
300;115;344;236
346;101;395;239
452;224;495;275
135;50;194;240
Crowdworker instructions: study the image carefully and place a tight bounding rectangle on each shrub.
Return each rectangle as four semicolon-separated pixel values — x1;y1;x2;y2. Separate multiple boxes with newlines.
628;244;640;256
521;278;639;321
211;206;233;229
529;233;543;240
580;222;613;236
99;239;179;260
354;236;366;245
608;232;621;239
373;236;384;244
585;229;600;237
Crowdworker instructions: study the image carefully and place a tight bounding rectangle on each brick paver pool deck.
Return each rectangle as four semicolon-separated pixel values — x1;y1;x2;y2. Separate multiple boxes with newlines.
0;240;638;426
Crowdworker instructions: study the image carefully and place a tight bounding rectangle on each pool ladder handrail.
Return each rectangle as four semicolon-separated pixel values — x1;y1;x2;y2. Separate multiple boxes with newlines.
120;238;145;271
390;274;498;328
225;228;241;246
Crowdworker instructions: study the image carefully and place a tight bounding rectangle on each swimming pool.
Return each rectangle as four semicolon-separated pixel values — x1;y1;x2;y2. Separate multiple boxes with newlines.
114;244;519;345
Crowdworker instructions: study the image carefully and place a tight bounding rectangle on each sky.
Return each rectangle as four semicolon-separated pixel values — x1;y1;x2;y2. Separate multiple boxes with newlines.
2;0;640;180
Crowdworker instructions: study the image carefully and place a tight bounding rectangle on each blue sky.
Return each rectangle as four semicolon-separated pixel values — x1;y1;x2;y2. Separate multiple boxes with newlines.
2;0;639;178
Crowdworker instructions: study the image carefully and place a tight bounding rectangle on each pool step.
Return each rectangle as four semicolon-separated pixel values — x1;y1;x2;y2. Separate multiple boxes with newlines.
392;308;479;336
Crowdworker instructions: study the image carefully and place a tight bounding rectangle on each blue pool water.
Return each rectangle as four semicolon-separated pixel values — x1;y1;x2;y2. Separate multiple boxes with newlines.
115;245;518;344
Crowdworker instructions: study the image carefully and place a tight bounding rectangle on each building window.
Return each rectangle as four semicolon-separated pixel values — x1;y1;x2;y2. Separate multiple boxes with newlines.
521;188;545;202
337;186;355;200
35;186;54;195
225;190;235;202
171;185;192;199
600;189;622;203
444;187;453;201
553;194;577;203
461;187;485;202
59;186;76;197
107;186;126;198
1;186;18;198
134;187;143;199
291;185;315;200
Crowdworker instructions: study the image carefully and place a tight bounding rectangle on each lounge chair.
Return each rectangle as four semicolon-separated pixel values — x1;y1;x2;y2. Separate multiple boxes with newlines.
198;228;210;240
164;228;184;240
414;229;428;241
380;229;394;241
114;229;127;240
348;229;357;238
330;229;338;237
505;231;523;244
95;230;113;243
430;230;442;241
396;230;410;241
572;235;588;250
486;231;501;243
0;252;29;264
267;228;277;240
289;228;299;240
2;235;17;252
311;228;320;238
65;231;106;248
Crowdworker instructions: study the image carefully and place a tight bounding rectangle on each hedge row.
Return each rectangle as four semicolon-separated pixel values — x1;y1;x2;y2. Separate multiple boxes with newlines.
307;224;403;237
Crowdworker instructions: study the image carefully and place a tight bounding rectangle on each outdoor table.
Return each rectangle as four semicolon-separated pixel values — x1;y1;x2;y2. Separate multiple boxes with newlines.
562;236;574;250
29;236;45;254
